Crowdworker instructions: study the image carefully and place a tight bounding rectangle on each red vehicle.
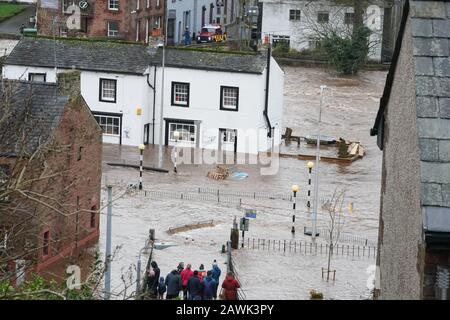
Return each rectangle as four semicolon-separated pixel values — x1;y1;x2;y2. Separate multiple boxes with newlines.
196;24;226;43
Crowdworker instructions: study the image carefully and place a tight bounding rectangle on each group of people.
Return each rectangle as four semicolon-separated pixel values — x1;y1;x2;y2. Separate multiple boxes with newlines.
145;260;240;300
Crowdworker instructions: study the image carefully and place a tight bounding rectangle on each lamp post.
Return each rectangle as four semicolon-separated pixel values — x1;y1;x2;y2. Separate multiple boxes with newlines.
306;162;314;210
158;3;169;169
173;130;180;173
312;85;327;241
138;144;145;190
291;185;299;234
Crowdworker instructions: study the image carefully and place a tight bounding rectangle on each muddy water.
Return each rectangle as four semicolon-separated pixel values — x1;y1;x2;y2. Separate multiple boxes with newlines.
99;66;387;300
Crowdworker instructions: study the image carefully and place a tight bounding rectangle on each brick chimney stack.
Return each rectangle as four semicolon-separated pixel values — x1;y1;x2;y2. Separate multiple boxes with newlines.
57;70;81;101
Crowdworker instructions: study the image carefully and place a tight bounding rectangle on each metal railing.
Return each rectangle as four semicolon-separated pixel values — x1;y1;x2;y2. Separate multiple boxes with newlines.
304;226;377;247
226;241;246;300
242;237;377;259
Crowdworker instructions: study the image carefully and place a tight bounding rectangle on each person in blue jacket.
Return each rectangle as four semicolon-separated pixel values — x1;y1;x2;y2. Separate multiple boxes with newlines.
202;270;218;300
183;27;192;45
210;260;221;299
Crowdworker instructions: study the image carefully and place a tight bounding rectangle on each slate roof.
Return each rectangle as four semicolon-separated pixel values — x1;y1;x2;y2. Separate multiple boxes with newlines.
5;36;268;75
370;0;450;231
5;37;151;75
0;81;69;156
148;48;267;74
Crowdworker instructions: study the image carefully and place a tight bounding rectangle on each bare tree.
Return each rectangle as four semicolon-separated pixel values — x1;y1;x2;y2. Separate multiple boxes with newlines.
321;189;346;281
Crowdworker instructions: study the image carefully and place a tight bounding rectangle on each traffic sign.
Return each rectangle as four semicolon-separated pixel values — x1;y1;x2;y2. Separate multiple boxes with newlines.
245;209;257;219
240;217;249;231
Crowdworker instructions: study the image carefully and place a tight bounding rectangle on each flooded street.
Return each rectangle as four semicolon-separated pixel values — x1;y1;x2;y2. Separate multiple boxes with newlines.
98;66;387;300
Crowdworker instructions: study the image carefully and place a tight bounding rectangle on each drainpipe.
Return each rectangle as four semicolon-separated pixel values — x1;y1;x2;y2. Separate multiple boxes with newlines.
263;45;272;138
146;66;157;144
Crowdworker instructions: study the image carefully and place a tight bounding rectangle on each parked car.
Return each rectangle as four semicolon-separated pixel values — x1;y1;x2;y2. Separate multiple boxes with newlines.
196;24;226;43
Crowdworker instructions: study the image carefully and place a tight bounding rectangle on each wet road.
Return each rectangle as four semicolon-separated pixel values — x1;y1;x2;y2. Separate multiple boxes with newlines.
99;66;387;299
0;5;35;35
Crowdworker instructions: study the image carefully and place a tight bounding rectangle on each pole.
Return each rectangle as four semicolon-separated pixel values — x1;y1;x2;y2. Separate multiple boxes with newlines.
241;228;245;248
312;85;326;241
174;138;178;173
307;166;312;210
158;2;169;168
139;149;143;190
104;184;113;300
136;253;142;297
291;190;297;234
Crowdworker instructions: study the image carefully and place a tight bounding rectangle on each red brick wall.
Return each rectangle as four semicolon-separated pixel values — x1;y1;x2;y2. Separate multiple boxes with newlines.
0;91;102;282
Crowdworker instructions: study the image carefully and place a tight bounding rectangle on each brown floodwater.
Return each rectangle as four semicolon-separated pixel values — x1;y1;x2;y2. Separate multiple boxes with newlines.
99;66;388;299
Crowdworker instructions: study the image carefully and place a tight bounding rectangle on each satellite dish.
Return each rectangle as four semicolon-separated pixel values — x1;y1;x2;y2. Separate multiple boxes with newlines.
79;1;89;10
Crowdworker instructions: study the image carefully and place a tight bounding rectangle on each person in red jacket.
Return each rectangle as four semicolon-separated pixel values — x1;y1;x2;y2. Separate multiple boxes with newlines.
221;272;240;300
180;264;193;300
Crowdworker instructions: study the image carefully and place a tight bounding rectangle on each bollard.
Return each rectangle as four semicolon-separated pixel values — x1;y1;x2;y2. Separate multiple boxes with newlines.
284;240;286;252
222;244;226;253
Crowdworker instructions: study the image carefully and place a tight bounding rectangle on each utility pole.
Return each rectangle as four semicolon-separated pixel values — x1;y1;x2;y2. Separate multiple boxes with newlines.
158;0;169;169
312;85;327;241
104;184;113;300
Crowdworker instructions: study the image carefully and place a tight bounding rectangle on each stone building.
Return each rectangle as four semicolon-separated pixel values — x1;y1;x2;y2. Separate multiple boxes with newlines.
0;71;102;284
371;0;450;300
36;0;165;42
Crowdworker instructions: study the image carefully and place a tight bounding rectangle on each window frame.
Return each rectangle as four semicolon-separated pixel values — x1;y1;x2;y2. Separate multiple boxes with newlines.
99;78;117;103
107;21;119;37
93;114;121;137
289;9;301;21
171;82;190;107
220;85;239;112
318;12;329;24
28;73;47;82
108;0;119;11
345;12;355;25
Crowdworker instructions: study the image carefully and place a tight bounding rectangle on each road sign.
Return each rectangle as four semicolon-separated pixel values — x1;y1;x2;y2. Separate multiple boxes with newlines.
245;209;257;219
240;217;249;231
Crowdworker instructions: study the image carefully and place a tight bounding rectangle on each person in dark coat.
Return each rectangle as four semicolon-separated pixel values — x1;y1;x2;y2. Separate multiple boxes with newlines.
187;270;203;300
165;269;182;299
157;276;166;299
146;261;160;298
202;270;218;300
221;272;240;300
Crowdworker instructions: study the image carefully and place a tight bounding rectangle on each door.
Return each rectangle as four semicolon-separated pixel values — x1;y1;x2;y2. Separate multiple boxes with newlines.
167;18;175;45
219;129;237;152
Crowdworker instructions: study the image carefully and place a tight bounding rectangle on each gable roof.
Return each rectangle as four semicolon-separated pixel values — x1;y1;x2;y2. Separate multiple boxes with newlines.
5;37;150;75
0;81;69;156
148;47;267;74
5;36;268;76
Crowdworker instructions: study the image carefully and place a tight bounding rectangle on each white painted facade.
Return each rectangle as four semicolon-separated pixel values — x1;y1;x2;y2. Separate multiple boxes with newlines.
168;0;238;44
260;0;384;61
2;54;284;154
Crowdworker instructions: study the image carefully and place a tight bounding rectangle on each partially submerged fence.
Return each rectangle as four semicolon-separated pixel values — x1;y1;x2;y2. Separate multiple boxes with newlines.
242;237;376;260
226;241;247;300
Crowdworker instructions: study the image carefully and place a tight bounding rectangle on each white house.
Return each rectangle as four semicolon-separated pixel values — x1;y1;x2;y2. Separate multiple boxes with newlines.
259;0;385;62
3;37;284;154
167;0;243;45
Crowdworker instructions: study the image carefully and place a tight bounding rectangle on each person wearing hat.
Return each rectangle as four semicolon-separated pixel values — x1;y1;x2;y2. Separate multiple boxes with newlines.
196;264;206;281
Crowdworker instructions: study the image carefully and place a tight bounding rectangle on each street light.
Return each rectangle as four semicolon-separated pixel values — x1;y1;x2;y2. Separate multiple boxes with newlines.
291;184;299;234
173;130;180;173
306;161;314;210
138;144;145;190
312;85;327;241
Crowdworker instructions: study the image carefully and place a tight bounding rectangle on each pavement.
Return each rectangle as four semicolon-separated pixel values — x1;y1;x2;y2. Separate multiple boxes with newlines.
0;4;35;35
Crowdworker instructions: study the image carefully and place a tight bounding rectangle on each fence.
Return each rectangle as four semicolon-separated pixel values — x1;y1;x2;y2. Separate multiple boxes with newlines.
305;226;378;247
167;220;214;234
226;241;246;300
242;237;377;259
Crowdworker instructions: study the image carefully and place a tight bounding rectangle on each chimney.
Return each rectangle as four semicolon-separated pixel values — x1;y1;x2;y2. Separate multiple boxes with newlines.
57;70;81;101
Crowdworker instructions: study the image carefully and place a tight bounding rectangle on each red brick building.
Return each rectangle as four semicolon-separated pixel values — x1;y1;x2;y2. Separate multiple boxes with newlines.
36;0;165;43
0;71;102;284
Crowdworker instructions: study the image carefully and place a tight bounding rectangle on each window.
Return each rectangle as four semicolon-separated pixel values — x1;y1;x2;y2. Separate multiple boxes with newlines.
28;73;46;82
136;0;140;10
220;86;239;111
289;10;301;21
171;82;190;107
154;16;161;29
107;21;119;37
90;206;96;228
77;146;83;161
94;115;121;136
108;0;119;10
99;78;117;102
318;12;329;23
169;123;196;142
146;0;150;8
345;12;354;25
43;231;50;256
272;35;290;48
